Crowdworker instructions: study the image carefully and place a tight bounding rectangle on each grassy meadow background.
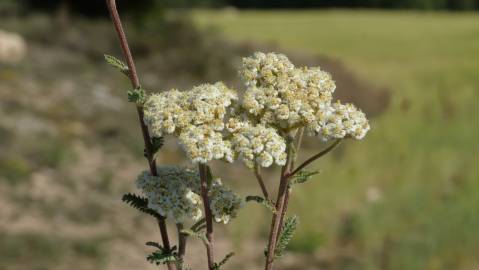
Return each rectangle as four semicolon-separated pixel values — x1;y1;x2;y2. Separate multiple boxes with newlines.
0;6;478;270
192;10;479;269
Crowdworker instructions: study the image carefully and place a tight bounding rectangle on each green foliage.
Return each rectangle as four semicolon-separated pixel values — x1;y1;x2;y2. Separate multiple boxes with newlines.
206;164;214;187
121;193;160;218
151;136;165;157
180;229;209;246
275;216;299;258
195;10;479;269
190;218;207;233
289;170;319;186
127;87;146;104
104;54;130;77
146;245;178;265
212;252;235;270
245;195;276;212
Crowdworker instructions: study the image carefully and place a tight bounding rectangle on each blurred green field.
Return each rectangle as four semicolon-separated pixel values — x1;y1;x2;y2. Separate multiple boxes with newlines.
193;10;479;269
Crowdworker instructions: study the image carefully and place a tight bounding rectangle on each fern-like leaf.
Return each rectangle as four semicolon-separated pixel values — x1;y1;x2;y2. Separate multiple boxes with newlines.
127;87;146;104
104;54;129;76
275;216;299;258
146;249;177;265
290;170;319;186
122;193;160;218
212;252;235;269
181;229;209;246
245;195;276;213
151;136;164;156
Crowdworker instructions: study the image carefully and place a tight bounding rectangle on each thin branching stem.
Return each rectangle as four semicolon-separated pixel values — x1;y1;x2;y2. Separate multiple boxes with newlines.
198;164;215;269
264;139;293;270
275;128;304;244
254;164;271;201
105;1;176;269
287;139;342;179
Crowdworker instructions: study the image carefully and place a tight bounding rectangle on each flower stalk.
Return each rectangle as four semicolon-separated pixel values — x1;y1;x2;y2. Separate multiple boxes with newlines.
105;1;176;269
198;163;215;269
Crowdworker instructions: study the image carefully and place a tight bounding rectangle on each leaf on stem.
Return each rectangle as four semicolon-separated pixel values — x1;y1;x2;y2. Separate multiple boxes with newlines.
289;170;320;186
190;218;206;233
127;87;146;104
145;241;163;249
245;195;276;213
274;216;299;258
146;246;178;265
212;252;235;270
122;193;160;218
104;54;130;76
151;136;164;156
205;165;214;187
180;229;210;246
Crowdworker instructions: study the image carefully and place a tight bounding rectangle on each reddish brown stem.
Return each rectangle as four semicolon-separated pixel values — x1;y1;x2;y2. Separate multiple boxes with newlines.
287;139;342;179
106;1;175;270
264;141;292;270
275;128;304;244
199;164;215;269
254;164;271;202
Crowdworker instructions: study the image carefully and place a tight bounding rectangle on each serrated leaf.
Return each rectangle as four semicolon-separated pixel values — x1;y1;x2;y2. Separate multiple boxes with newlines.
190;218;206;233
206;165;213;187
245;195;276;213
146;250;177;265
145;241;162;249
122;193;160;218
274;216;299;258
290;170;319;186
181;229;209;246
212;252;235;270
151;136;164;156
127;87;146;104
104;54;129;76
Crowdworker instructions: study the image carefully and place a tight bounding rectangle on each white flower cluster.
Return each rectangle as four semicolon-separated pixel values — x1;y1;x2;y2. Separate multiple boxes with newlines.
227;118;287;168
142;52;369;168
208;179;244;224
136;166;202;223
241;52;330;130
308;101;370;141
143;82;237;163
136;166;243;224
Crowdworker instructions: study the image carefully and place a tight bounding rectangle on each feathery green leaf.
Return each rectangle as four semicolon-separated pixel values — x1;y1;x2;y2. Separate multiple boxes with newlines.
104;54;129;76
290;170;319;186
212;252;235;269
245;195;276;213
275;216;299;258
122;193;160;218
181;229;209;246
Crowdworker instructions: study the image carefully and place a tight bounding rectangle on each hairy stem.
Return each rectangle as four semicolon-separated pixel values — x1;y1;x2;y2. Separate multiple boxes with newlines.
198;164;215;269
254;164;271;202
264;140;293;270
106;1;175;269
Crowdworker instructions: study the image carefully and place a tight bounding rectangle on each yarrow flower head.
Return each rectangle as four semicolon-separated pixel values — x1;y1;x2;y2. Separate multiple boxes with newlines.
143;82;237;163
308;101;370;141
136;166;243;224
142;52;369;168
136;166;202;223
208;179;244;224
240;52;338;132
227;119;287;168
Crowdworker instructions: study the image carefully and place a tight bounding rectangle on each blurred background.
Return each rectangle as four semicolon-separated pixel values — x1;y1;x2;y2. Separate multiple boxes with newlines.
0;0;478;269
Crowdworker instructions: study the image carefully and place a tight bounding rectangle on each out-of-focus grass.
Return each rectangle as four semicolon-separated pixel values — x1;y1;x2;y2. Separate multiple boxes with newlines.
193;10;479;269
